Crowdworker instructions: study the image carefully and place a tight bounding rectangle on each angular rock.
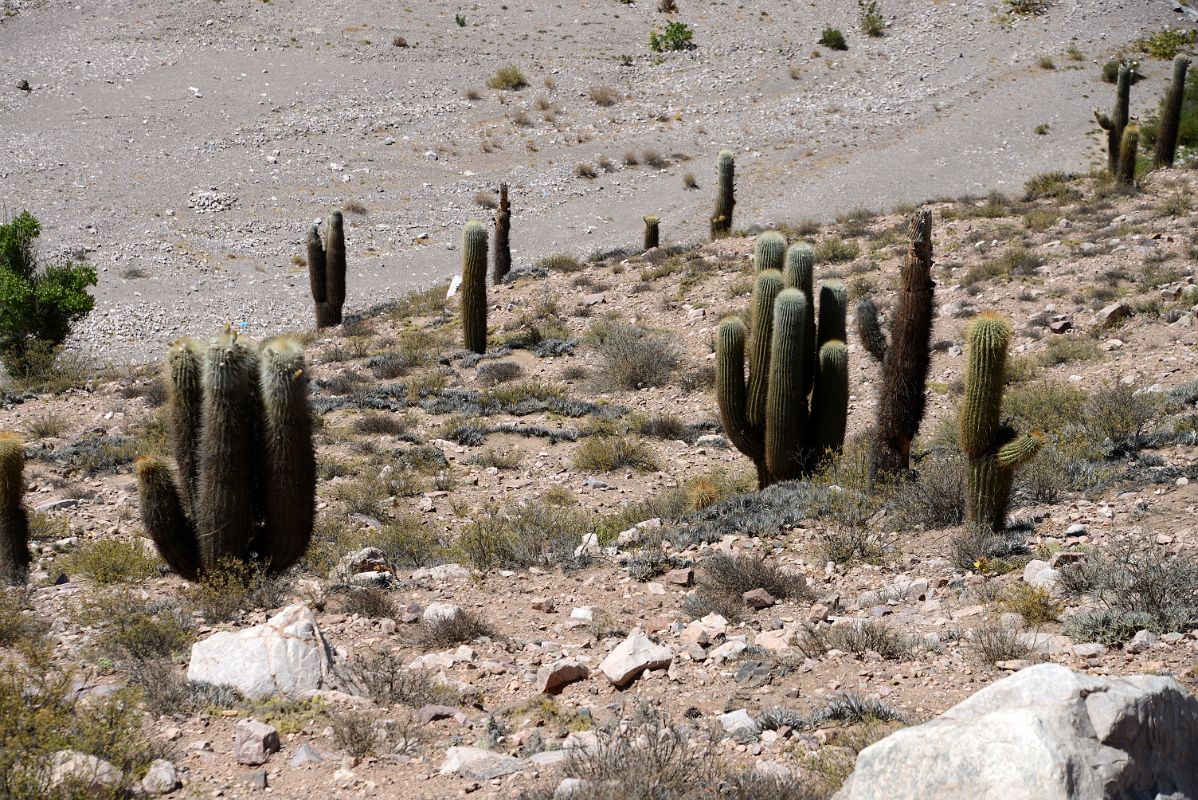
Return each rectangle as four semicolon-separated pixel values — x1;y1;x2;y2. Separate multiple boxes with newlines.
235;719;280;765
718;708;757;734
332;547;389;581
1125;629;1158;654
438;746;526;780
663;568;694;586
837;663;1198;800
598;631;673;688
743;588;775;609
536;659;590;694
187;605;339;698
1094;302;1129;327
417;704;462;724
289;743;325;767
51;751;123;794
141;759;180;795
422;603;464;625
427;563;471;582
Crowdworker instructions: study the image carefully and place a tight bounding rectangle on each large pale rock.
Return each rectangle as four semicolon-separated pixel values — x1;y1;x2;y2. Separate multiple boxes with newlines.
439;746;526;780
836;663;1198;800
536;659;590;694
234;718;280;765
187;605;338;698
140;759;180;795
599;631;673;688
50;751;123;794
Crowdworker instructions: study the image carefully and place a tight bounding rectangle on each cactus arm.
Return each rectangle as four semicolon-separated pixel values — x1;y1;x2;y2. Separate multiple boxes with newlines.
746;270;783;430
461;221;489;354
754;231;787;273
784;244;817;397
136;457;200;581
258;338;315;573
959;313;1010;457
816;281;848;349
806;340;849;471
764;289;810;482
325;211;346;325
710;149;735;239
855;297;889;363
0;434;31;585
1117;126;1139;188
716;317;766;486
166;338;204;516
997;432;1042;469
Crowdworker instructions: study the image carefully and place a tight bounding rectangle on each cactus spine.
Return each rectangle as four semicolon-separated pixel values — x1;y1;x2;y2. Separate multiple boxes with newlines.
462;221;488;354
1096;65;1132;176
716;236;850;489
308;211;347;328
960;314;1041;532
0;434;31;585
1117;125;1139;188
710;150;735;239
136;333;315;580
643;215;660;251
864;209;936;477
1154;56;1191;169
493;184;512;283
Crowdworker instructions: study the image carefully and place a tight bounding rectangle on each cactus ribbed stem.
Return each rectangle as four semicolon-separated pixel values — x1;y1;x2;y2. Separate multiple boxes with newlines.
871;208;935;477
816;282;848;349
715;318;767;487
0;434;31;585
167;338;204;516
764;289;810;481
325;211;346;324
1154;56;1191;169
855;297;888;363
754;231;786;272
493;184;512;283
746;271;783;431
807;340;849;470
461;221;489;354
710;150;735;239
136;456;200;581
1117;126;1139;188
1096;66;1133;175
643;215;660;251
785;244;816;397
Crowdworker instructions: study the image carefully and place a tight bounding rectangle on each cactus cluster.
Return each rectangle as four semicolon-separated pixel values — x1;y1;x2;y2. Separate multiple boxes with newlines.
1095;64;1133;177
857;209;936;477
136;332;315;580
0;433;31;585
493;184;512;284
643;215;660;251
307;211;347;328
960;314;1041;532
461;221;489;354
710;150;735;239
716;235;849;488
1154;55;1191;170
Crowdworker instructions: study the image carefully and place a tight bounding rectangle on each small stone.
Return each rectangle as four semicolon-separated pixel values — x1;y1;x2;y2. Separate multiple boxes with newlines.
246;770;268;790
1048;318;1072;334
289;743;325;767
418;704;462;723
52;751;123;793
427;563;472;582
743;588;776;609
531;597;556;612
17;79;31;92
717;709;757;734
734;661;772;688
439;747;526;780
422;603;464;625
141;759;180;795
663;568;693;586
598;632;673;687
805;604;830;623
1125;629;1158;654
234;719;280;766
1094;302;1129;327
536;660;590;694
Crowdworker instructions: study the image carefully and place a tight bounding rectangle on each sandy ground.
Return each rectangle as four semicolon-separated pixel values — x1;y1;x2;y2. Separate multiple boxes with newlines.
0;0;1184;363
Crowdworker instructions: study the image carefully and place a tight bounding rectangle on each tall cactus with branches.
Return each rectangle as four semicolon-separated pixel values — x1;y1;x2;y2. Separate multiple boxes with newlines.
1096;64;1133;176
1154;55;1191;169
307;211;347;328
135;332;315;580
461;221;488;354
710;150;735;239
857;209;936;477
493;184;512;283
960;314;1041;532
716;234;849;489
0;433;31;585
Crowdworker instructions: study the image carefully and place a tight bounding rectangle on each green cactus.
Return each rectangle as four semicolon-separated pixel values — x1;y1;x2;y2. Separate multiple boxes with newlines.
960;314;1041;532
307;211;347;328
1117;125;1139;188
1096;65;1133;176
493;184;512;283
716;252;850;489
136;333;315;581
1154;55;1191;169
0;433;31;585
754;231;786;272
643;215;660;251
462;221;488;354
710;150;735;239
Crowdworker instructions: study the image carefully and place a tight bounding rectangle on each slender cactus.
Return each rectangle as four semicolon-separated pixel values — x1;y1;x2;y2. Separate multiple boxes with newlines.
710;150;735;239
869;209;936;477
493;184;512;283
1117;126;1139;187
1154;55;1191;169
856;297;888;363
308;211;347;327
643;215;660;251
136;333;315;580
716;252;850;489
0;434;31;585
1095;65;1133;175
960;314;1041;532
461;221;488;354
754;231;786;272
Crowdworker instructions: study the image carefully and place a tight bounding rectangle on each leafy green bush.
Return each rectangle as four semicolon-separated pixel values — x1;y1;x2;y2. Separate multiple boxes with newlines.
857;0;884;36
819;26;848;50
1136;28;1197;60
649;21;695;52
0;211;97;379
58;539;161;584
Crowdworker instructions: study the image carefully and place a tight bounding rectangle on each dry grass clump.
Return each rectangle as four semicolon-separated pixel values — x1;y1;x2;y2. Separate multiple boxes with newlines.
573;435;658;473
487;65;528;90
58;538;161;584
415;609;496;647
591;321;678;389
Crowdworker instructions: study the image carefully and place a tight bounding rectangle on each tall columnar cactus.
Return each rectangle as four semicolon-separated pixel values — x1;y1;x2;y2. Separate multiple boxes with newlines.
461;221;488;354
1117;126;1139;188
1096;65;1133;176
1154;55;1191;169
643;215;660;251
960;314;1041;532
754;231;786;272
710;150;735;239
136;332;315;581
858;209;936;477
716;254;850;489
307;211;347;328
0;434;31;585
493;184;512;283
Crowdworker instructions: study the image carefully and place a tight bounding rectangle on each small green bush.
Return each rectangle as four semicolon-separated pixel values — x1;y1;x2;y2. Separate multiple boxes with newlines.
58;539;161;584
0;211;98;380
573;435;658;472
1038;335;1101;367
814;236;859;262
1003;0;1050;15
858;0;884;36
486;66;528;90
649;21;695;52
75;591;193;663
1136;28;1197;60
819;26;848;50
